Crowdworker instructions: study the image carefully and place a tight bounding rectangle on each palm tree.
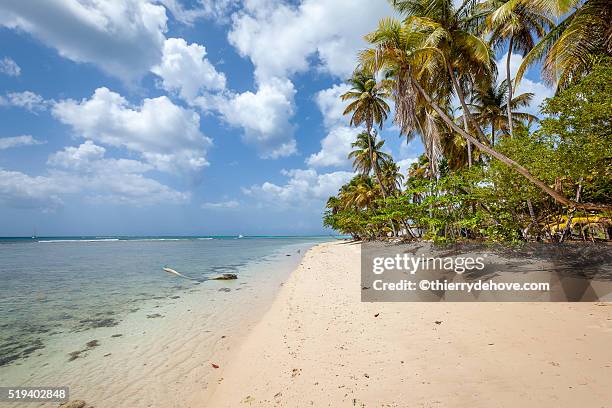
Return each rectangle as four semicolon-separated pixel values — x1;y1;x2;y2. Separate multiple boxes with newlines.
360;13;608;211
482;0;552;135
465;80;538;144
380;160;405;195
389;0;495;144
516;0;611;91
338;175;381;210
341;70;391;196
348;131;393;176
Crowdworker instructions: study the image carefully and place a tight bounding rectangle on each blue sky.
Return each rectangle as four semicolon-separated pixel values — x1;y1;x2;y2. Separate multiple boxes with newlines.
0;0;552;236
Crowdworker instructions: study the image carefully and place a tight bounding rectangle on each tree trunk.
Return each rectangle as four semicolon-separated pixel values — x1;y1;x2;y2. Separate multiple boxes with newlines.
446;63;488;143
366;121;396;236
491;122;495;146
506;36;515;137
409;76;612;212
462;115;472;167
560;179;583;242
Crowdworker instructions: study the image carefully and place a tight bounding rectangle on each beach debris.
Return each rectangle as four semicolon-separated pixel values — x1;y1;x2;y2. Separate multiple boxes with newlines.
374;313;380;317
146;313;163;319
434;320;443;325
218;287;232;292
169;295;180;299
210;273;238;280
242;395;255;403
103;353;111;357
85;340;99;348
163;267;197;281
111;334;122;338
364;373;369;378
291;368;301;377
212;363;219;368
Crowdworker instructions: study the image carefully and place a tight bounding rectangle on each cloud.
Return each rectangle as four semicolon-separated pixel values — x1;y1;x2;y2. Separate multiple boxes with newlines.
315;83;351;127
152;38;226;102
0;57;20;76
307;126;356;168
52;87;212;174
201;200;239;209
0;140;189;211
306;84;356;168
0;135;45;150
397;157;417;176
244;168;353;207
0;91;50;112
495;53;554;116
0;0;168;81
203;77;297;158
228;0;394;81
156;0;238;25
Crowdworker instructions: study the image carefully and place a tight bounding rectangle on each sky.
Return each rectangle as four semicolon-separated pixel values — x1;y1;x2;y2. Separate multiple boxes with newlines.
0;0;553;237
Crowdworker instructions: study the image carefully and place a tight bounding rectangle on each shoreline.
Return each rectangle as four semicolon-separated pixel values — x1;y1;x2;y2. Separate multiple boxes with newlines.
0;240;319;407
206;241;612;407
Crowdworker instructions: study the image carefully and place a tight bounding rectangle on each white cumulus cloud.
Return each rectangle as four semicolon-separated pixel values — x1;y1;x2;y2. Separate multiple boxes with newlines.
0;91;50;112
52;87;212;174
0;140;189;211
201;200;239;209
306;83;357;168
152;38;226;102
0;57;20;76
0;0;168;81
203;77;297;158
228;0;394;81
0;135;45;150
244;168;353;207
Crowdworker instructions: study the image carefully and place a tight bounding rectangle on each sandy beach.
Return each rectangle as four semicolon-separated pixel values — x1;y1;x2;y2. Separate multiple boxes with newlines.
207;241;612;407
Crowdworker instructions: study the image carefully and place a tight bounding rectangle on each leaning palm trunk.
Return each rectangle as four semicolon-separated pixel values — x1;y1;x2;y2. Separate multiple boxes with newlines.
409;77;611;212
366;120;397;237
461;115;472;167
506;36;515;136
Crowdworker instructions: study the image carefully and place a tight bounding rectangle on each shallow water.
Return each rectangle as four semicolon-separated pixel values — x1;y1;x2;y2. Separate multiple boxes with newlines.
0;237;330;384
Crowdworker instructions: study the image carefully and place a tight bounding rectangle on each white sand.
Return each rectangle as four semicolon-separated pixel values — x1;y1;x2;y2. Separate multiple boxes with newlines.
206;241;612;407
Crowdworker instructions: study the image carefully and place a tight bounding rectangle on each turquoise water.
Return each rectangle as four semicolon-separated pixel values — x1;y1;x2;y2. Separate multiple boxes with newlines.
0;236;331;367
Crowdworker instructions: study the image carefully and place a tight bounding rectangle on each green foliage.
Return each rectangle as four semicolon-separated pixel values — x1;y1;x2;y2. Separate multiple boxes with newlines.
324;60;611;242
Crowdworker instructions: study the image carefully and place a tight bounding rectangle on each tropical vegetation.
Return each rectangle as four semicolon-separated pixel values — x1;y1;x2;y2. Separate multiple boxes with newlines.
323;0;612;242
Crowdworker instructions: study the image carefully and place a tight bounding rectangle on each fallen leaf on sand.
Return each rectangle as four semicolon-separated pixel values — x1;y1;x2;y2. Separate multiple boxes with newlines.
374;313;380;317
212;363;219;368
434;320;442;325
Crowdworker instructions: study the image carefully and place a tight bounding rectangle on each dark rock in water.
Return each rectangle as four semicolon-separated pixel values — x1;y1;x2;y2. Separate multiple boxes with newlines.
78;317;119;329
111;334;123;338
68;351;83;361
210;273;238;280
218;288;231;292
86;340;99;348
146;313;163;319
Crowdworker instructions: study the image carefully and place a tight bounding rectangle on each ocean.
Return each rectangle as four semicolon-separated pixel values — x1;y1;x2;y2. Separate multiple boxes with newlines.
0;236;331;405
